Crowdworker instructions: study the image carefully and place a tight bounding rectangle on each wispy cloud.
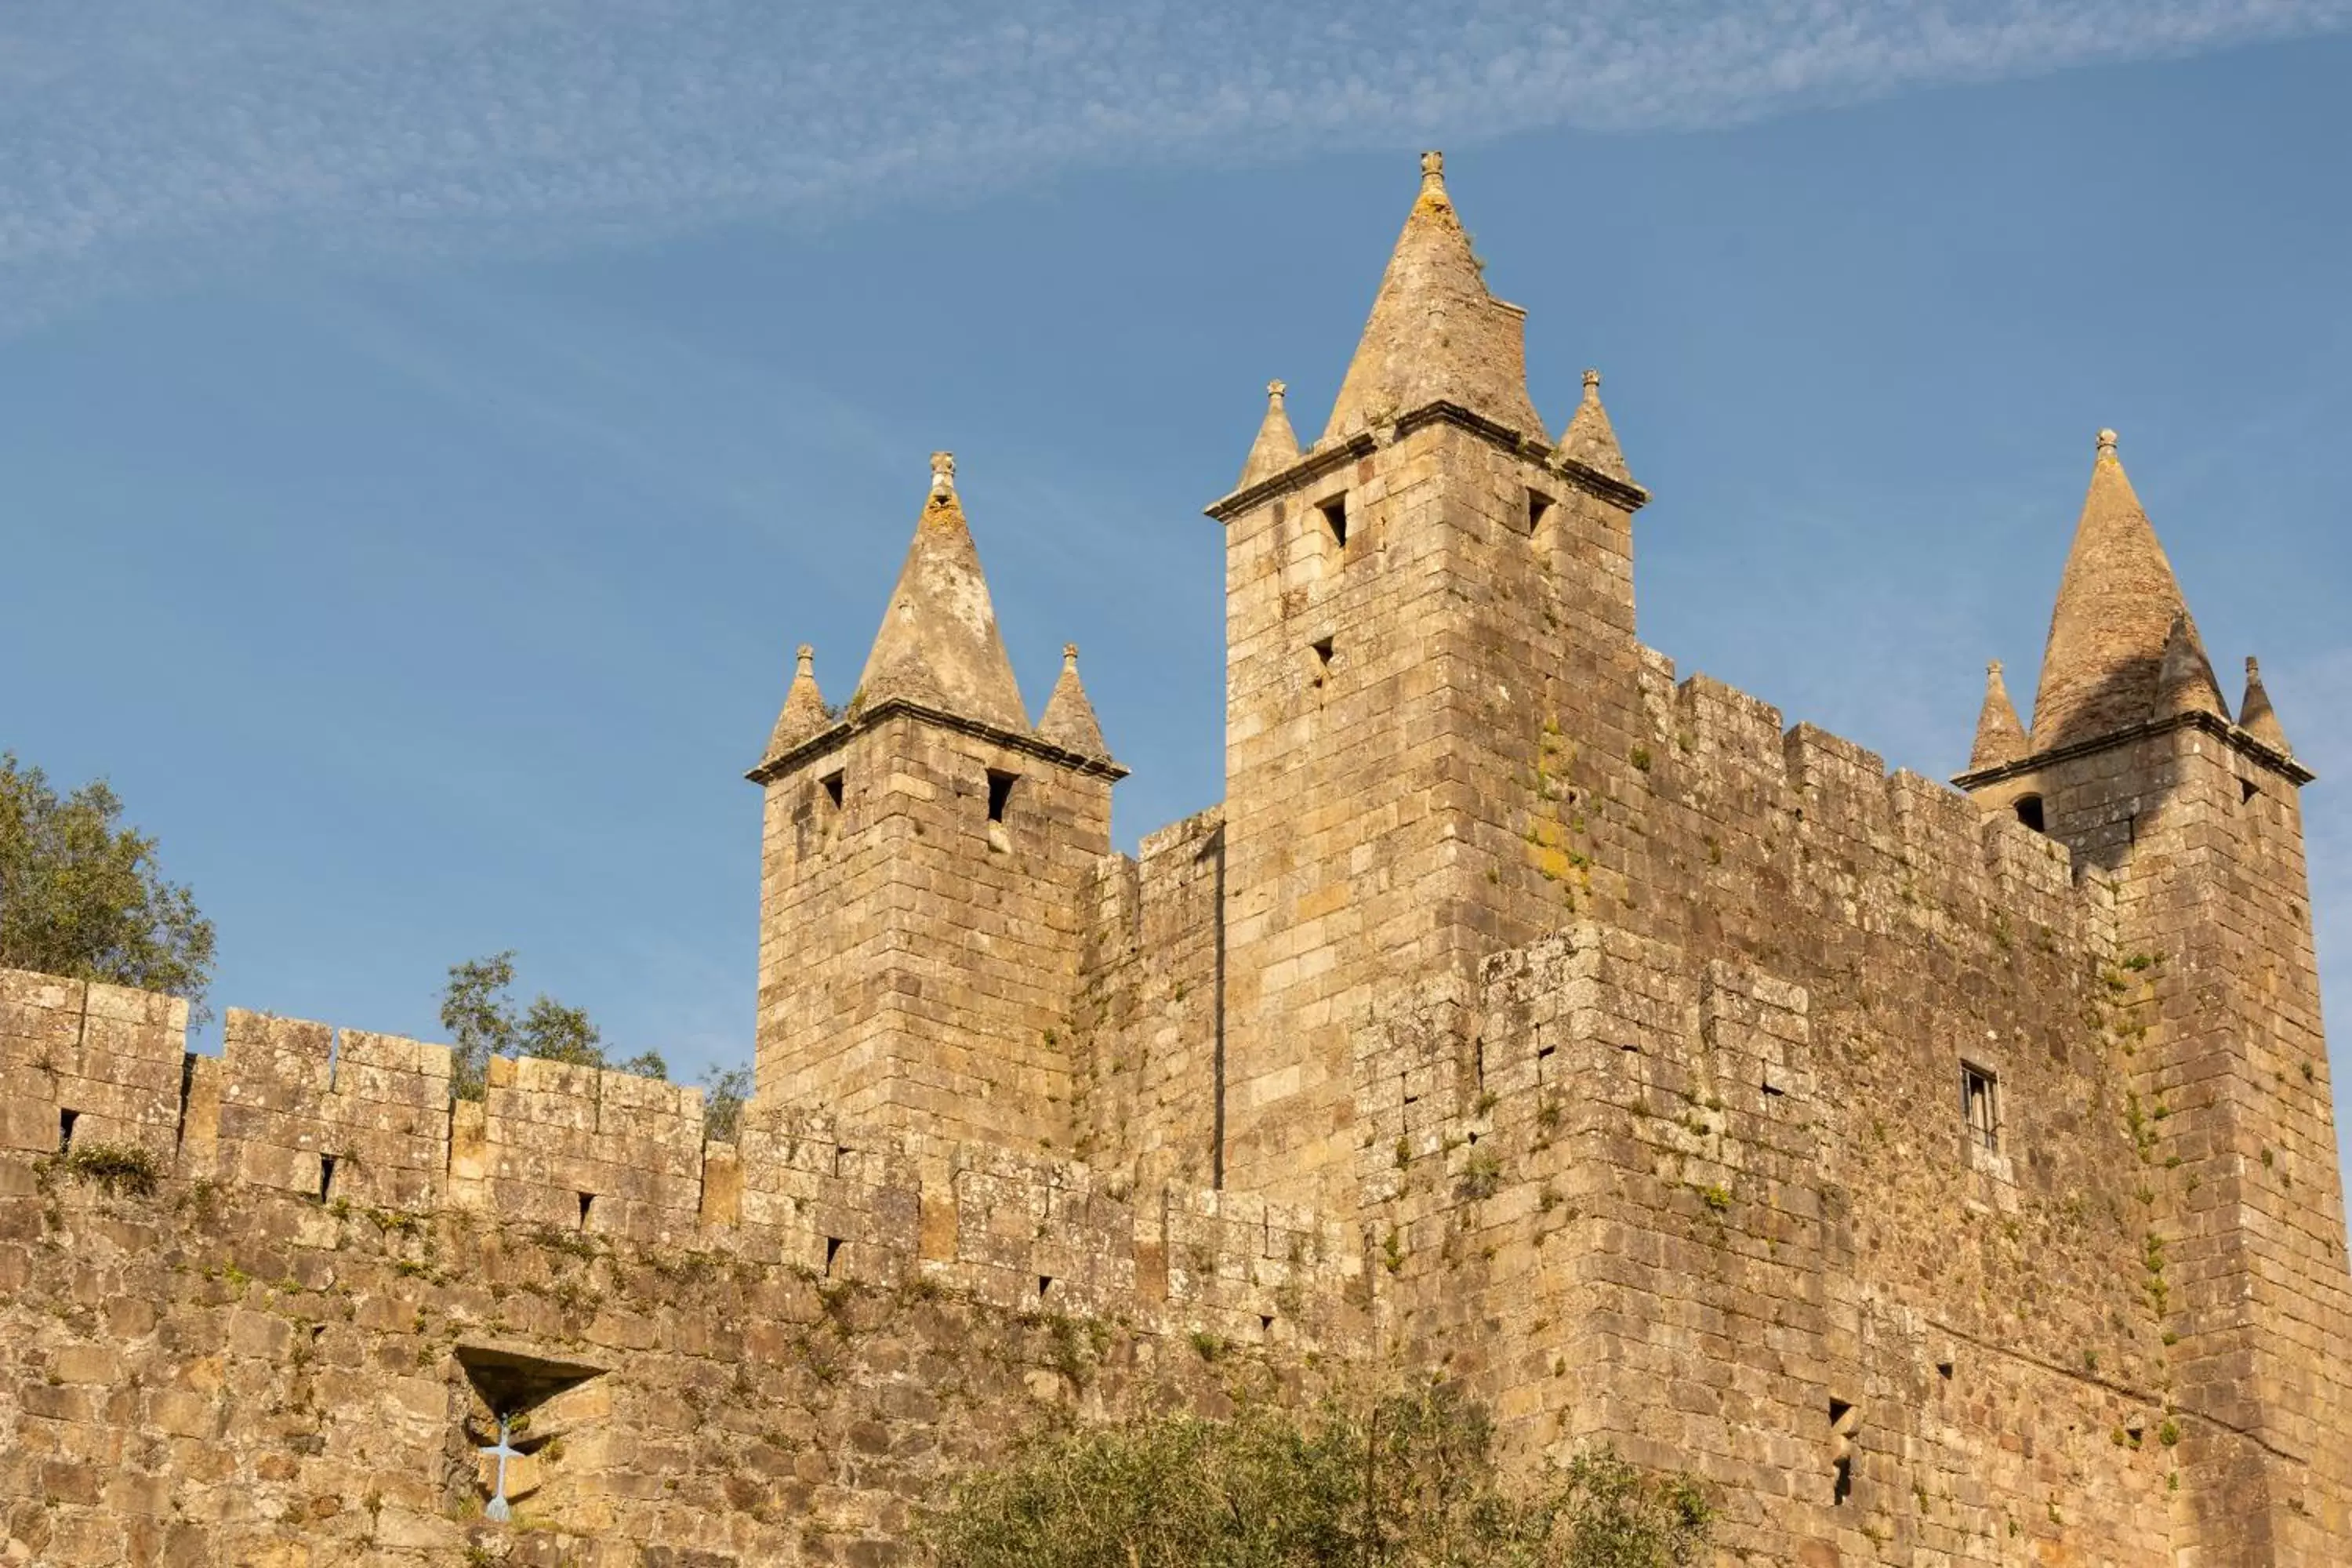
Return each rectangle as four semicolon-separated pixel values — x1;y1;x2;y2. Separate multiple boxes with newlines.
3;0;2347;326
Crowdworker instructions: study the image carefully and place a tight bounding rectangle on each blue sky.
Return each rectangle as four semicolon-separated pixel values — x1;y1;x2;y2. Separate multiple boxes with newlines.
5;4;2352;1187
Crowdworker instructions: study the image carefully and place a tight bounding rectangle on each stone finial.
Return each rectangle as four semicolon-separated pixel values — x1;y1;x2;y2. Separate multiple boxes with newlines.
1420;150;1445;189
1968;657;2029;773
930;451;956;495
2154;612;2227;723
2240;655;2292;754
1556;365;1634;488
1238;375;1303;489
1037;641;1112;760
2096;428;2118;456
763;642;834;763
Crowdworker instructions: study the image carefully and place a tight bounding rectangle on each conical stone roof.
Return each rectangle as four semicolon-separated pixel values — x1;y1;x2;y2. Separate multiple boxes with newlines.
2029;430;2212;753
1322;152;1546;445
2239;656;2292;754
1556;368;1635;488
851;452;1031;736
762;644;834;764
1036;644;1112;760
1238;381;1301;489
1968;660;2029;772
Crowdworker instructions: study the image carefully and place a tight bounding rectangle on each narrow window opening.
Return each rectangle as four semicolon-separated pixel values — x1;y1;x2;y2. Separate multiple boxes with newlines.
1309;637;1334;695
1961;1063;1999;1154
2012;794;2045;833
1525;488;1553;535
1936;1357;1954;1381
1259;1313;1275;1334
985;770;1017;825
576;1191;595;1229
825;1236;844;1277
1317;495;1348;549
1762;1076;1786;1098
57;1109;78;1152
1037;1275;1056;1300
2240;777;2259;806
318;1154;339;1204
821;771;844;811
1829;1399;1857;1505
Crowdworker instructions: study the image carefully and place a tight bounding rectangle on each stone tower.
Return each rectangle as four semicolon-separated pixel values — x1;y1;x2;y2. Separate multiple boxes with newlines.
1955;430;2352;1559
747;453;1123;1148
1207;153;1650;1207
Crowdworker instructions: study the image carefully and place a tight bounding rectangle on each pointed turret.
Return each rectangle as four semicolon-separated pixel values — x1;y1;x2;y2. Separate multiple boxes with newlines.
851;452;1031;735
1036;644;1112;760
2154;612;2227;722
1238;380;1301;489
2239;656;2292;754
2029;430;2210;753
1322;152;1546;445
762;644;834;763
1556;368;1635;488
1969;659;2029;772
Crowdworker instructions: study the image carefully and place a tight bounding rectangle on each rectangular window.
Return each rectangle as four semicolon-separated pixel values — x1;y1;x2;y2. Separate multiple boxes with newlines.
58;1108;78;1152
985;770;1017;824
318;1153;339;1203
1317;495;1348;549
1961;1063;1998;1153
1523;488;1553;536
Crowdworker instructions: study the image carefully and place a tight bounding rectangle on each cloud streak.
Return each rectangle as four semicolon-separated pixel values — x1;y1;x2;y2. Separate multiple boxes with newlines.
3;0;2347;325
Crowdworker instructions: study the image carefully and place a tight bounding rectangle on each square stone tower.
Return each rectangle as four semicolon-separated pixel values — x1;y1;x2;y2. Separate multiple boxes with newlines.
748;455;1123;1149
1957;431;2352;1559
1207;154;1649;1209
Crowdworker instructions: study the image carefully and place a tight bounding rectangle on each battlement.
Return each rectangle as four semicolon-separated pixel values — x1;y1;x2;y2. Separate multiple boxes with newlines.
0;967;1362;1355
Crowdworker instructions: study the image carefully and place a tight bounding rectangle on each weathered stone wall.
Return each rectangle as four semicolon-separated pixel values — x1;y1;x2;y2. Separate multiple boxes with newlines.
1070;807;1224;1190
753;710;1115;1150
0;971;1366;1568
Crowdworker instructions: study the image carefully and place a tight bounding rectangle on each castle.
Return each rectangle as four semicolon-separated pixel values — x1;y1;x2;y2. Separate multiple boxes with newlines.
3;151;2348;1566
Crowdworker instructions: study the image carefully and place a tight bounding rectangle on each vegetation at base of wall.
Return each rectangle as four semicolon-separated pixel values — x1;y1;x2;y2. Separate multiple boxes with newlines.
41;1140;165;1197
437;950;668;1100
0;752;216;1022
919;1381;1711;1568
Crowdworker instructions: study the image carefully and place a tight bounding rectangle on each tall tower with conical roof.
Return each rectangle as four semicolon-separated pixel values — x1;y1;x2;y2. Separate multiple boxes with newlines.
1207;152;1650;1207
747;454;1124;1146
1956;430;2352;1560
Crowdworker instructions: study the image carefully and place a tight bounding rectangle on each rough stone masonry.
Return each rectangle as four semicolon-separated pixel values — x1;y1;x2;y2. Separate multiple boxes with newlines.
4;151;2348;1566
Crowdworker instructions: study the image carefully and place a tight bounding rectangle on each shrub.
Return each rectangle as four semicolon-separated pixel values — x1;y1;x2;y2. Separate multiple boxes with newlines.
920;1381;1710;1566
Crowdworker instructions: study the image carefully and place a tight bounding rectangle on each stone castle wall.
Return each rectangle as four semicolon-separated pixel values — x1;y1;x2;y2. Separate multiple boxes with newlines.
0;969;1366;1568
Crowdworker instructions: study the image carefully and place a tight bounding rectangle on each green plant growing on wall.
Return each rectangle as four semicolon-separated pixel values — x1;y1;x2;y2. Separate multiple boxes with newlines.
42;1140;162;1197
920;1381;1711;1567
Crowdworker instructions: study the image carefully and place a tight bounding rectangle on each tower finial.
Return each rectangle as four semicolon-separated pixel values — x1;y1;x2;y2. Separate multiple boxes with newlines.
2096;427;2118;456
1966;656;2029;773
1038;640;1112;760
1267;379;1286;405
1062;642;1080;669
796;644;815;677
930;451;956;495
1420;150;1445;189
1582;368;1602;394
1237;376;1303;488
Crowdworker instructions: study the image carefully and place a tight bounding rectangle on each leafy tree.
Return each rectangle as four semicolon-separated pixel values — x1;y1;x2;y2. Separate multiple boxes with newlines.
0;753;216;1020
438;950;666;1099
702;1064;754;1142
921;1381;1710;1568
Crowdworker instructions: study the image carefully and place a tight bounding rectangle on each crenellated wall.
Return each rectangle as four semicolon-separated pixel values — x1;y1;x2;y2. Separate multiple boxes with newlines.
0;968;1367;1568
